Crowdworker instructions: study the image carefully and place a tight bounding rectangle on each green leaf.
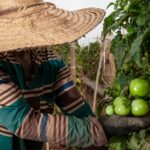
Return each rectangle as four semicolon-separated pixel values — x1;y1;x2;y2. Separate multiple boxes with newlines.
117;74;130;90
136;17;146;26
128;132;141;150
146;145;150;150
114;48;126;69
102;12;116;36
109;136;127;150
130;28;150;67
107;2;115;9
139;129;146;139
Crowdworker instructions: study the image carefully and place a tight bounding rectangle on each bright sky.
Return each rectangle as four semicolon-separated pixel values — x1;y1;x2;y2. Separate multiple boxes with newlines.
45;0;115;46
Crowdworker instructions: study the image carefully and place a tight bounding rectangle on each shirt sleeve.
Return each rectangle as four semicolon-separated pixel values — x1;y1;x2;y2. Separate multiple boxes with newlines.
0;126;13;150
53;60;95;117
0;70;107;147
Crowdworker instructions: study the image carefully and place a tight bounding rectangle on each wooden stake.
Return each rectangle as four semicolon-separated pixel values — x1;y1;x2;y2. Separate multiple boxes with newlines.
92;34;114;112
69;41;77;81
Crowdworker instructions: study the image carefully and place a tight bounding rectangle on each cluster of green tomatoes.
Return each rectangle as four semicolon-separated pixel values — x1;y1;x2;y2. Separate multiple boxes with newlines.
105;78;150;116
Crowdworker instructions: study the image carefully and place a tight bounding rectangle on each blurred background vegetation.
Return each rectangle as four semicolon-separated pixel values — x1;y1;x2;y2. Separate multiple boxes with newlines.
52;0;150;149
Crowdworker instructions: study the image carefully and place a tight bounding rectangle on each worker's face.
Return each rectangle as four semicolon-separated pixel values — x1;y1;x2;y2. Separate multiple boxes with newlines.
14;50;32;78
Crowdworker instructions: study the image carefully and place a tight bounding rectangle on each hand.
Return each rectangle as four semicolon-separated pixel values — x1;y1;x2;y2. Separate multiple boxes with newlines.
99;114;150;136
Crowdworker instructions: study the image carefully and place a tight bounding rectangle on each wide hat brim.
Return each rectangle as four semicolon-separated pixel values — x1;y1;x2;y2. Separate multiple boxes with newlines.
0;2;105;52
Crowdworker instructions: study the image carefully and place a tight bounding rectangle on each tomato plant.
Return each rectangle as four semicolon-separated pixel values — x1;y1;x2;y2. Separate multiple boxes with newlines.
109;136;127;150
102;0;150;149
109;128;150;150
102;0;150;98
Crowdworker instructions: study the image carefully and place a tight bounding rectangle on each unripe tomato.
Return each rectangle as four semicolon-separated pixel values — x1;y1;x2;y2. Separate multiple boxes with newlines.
129;78;150;97
105;105;114;115
114;104;130;116
113;97;128;106
131;99;149;116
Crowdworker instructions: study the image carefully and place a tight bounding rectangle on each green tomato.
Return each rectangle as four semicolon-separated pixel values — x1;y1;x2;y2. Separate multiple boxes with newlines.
131;99;149;116
114;104;130;116
123;64;130;72
105;105;114;115
76;78;81;84
113;97;128;106
109;136;127;150
129;78;150;97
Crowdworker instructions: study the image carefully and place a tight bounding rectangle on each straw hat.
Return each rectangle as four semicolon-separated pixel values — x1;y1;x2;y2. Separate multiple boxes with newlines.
0;0;105;52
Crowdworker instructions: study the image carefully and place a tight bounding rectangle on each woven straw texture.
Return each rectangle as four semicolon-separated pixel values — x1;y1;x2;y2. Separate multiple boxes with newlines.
0;0;105;52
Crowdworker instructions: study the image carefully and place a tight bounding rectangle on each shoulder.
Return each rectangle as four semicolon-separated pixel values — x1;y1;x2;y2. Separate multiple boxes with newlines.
0;70;16;94
36;46;62;62
0;70;11;82
37;46;68;69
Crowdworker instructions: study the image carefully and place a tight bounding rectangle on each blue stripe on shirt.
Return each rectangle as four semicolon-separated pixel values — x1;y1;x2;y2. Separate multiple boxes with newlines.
55;81;74;96
40;113;48;141
0;80;11;84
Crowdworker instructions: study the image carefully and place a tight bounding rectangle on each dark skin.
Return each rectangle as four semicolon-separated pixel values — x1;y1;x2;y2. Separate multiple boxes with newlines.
14;50;32;80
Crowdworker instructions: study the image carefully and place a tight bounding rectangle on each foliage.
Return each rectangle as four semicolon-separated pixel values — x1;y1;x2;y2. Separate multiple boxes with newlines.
102;0;150;149
108;135;127;150
52;43;71;64
102;0;150;98
76;41;101;80
127;128;150;150
108;128;150;150
52;41;101;81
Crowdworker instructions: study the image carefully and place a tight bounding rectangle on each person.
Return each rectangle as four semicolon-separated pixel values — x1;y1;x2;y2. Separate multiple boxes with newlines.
0;0;150;150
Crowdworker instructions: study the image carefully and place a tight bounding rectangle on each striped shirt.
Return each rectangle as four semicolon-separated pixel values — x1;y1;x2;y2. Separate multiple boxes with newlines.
0;47;107;150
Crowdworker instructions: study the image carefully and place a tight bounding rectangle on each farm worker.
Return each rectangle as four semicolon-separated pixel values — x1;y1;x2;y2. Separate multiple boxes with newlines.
0;0;150;150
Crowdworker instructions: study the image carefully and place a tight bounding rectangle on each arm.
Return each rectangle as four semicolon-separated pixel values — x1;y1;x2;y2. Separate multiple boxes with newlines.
51;59;150;140
99;114;150;136
53;60;94;117
0;71;107;147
